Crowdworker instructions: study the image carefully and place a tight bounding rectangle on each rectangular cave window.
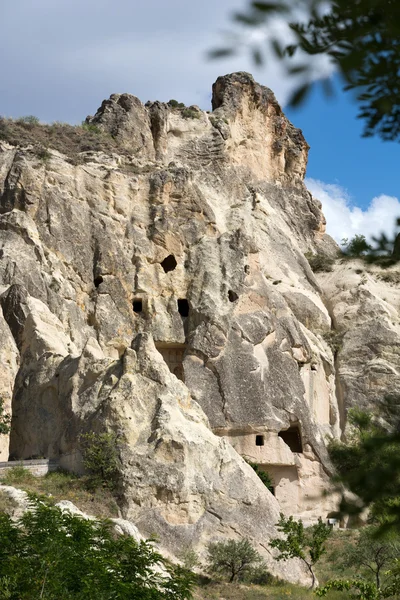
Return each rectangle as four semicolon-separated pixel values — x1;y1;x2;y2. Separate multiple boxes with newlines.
133;299;143;313
278;425;303;453
178;299;189;317
255;435;264;446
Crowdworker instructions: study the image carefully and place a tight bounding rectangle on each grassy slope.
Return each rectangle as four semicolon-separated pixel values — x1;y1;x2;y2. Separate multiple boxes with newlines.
0;466;119;518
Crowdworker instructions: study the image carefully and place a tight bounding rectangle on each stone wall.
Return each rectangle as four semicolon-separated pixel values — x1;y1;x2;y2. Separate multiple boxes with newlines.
0;459;59;477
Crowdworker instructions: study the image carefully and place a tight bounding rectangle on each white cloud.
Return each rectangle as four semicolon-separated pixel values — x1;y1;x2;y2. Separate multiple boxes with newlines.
306;178;400;244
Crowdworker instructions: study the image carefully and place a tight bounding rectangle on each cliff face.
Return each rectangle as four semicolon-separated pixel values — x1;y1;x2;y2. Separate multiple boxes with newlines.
0;72;399;581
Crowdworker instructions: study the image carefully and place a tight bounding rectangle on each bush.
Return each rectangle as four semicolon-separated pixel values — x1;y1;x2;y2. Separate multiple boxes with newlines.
342;234;372;257
0;497;195;599
245;460;274;493
207;538;263;582
168;99;185;109
79;431;121;490
35;146;51;163
16;115;40;126
181;108;201;119
322;330;343;354
305;251;335;273
81;121;102;134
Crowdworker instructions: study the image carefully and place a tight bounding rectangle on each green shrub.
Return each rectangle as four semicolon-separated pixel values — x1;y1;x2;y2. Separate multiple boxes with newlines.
35;146;51;163
305;251;335;273
178;548;200;571
322;330;343;354
1;466;34;485
81;121;102;134
207;538;263;582
79;431;121;490
341;234;372;257
16;115;40;126
181;108;201;119
245;460;274;493
168;99;185;109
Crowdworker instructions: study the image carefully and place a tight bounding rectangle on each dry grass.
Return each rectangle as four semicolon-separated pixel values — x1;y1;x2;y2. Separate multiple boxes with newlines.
0;466;119;518
193;580;348;600
0;117;127;163
194;530;358;600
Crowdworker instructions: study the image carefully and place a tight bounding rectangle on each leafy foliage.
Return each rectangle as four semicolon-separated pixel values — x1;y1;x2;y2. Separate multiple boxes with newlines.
341;234;372;257
329;402;400;531
207;538;263;582
315;578;382;599
212;0;400;141
269;514;332;589
0;398;11;436
0;497;195;599
327;525;400;590
245;459;274;493
79;431;121;490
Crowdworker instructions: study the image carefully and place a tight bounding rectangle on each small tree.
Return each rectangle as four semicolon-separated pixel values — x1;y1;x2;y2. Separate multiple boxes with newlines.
269;514;332;589
0;398;11;436
207;538;263;582
342;234;372;257
79;431;121;490
337;526;400;590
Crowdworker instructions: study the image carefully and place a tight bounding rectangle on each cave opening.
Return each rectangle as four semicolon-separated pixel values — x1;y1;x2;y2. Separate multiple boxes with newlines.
133;299;143;313
161;254;177;273
228;290;239;303
255;435;265;446
278;425;303;453
178;299;189;317
94;275;104;288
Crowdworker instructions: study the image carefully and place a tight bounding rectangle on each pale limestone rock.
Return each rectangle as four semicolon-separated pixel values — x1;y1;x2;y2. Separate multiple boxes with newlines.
3;72;394;582
317;259;400;432
0;309;18;459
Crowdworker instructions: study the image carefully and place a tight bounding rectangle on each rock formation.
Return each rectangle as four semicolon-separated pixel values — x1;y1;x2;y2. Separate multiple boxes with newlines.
0;72;399;582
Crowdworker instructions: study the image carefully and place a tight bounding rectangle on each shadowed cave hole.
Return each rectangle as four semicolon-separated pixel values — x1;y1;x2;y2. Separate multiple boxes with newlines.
94;275;104;288
255;435;265;446
133;299;143;313
228;290;239;303
278;425;303;453
161;255;177;273
178;299;189;317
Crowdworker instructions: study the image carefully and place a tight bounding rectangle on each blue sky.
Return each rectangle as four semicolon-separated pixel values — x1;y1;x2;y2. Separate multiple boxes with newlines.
1;0;399;243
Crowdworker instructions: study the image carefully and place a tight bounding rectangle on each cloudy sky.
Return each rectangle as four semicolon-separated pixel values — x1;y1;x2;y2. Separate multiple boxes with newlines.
1;0;400;243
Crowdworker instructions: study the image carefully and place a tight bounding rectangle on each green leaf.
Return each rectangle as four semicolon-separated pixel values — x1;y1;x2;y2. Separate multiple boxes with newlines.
288;82;313;107
252;2;289;14
233;12;263;26
207;47;236;60
252;46;264;66
287;64;309;75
